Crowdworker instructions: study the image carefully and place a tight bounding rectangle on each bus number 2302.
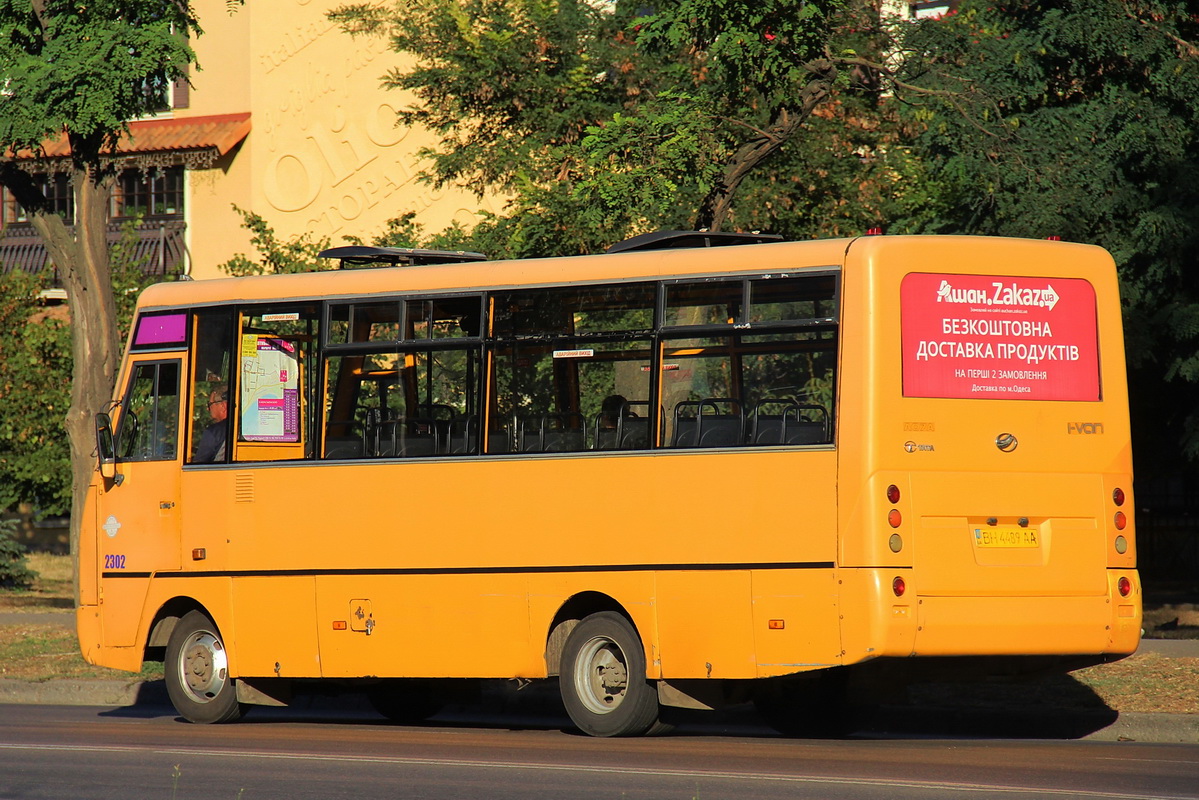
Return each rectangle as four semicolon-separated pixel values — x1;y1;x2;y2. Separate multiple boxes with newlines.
104;554;127;570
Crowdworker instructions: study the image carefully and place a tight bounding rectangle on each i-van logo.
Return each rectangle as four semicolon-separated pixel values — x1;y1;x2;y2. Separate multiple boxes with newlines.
936;279;1061;311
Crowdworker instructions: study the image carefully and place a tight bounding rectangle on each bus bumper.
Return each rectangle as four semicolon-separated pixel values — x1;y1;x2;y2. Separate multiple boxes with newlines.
839;568;1142;662
75;604;145;673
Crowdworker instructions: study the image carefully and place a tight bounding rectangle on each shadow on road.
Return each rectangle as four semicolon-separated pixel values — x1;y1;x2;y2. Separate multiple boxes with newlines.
96;673;1121;741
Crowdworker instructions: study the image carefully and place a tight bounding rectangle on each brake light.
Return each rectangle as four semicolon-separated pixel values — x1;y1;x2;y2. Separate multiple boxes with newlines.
1112;488;1125;506
892;576;906;596
887;484;901;503
866;227;884;235
1118;576;1132;597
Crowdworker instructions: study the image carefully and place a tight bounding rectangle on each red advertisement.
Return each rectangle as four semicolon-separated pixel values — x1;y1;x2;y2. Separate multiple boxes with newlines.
900;273;1100;401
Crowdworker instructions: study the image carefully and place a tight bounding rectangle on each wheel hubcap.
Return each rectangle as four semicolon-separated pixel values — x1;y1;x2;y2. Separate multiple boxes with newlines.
178;630;228;704
574;635;628;715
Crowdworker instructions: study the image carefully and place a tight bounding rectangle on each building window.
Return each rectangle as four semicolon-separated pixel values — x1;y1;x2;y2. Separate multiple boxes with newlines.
113;166;184;219
1;173;74;226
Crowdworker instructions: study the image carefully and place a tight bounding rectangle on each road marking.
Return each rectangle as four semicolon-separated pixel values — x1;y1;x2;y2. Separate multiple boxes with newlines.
0;743;1190;800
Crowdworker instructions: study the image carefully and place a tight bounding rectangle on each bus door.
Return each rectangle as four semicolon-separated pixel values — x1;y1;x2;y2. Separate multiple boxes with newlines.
100;356;185;646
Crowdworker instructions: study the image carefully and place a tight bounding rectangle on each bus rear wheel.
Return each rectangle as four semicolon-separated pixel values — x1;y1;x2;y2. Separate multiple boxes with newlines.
559;612;660;737
165;610;246;724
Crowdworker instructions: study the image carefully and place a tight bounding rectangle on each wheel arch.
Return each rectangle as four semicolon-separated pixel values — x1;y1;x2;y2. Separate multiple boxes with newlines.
144;596;218;663
544;591;649;677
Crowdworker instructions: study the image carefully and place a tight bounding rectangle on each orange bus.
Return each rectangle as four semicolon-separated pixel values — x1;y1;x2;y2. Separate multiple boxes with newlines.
79;232;1140;736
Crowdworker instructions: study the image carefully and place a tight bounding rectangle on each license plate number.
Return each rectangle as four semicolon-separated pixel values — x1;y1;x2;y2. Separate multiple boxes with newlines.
973;526;1040;548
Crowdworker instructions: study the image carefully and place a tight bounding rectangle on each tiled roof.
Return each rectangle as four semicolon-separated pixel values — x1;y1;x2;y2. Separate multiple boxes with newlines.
14;112;251;159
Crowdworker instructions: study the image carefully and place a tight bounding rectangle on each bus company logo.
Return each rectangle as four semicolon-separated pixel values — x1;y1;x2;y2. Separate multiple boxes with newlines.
904;441;935;453
936;279;1060;310
102;515;121;538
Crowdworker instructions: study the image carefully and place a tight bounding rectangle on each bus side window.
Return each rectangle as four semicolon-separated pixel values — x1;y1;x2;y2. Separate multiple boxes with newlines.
489;283;654;454
115;361;181;462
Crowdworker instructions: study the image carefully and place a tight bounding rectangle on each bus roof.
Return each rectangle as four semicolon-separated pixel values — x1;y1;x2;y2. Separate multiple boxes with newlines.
135;235;1108;311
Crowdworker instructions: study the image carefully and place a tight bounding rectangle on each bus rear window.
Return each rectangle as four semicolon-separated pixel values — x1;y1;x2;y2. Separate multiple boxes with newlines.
900;272;1100;401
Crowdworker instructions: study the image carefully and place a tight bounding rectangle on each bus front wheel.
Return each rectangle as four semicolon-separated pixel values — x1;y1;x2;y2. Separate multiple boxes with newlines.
165;610;246;724
559;611;660;737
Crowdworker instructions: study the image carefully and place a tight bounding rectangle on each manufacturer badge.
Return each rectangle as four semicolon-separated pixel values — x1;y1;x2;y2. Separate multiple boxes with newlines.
102;515;121;538
996;433;1018;452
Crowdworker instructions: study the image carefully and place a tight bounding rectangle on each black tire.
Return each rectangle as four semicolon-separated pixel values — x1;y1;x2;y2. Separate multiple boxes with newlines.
367;680;445;724
559;611;661;737
165;610;246;724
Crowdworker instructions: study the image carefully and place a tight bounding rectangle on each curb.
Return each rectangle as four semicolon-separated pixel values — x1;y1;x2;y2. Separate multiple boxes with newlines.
1;678;1196;743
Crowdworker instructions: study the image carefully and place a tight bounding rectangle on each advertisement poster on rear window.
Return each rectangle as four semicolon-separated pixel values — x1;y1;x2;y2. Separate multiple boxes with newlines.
900;273;1100;401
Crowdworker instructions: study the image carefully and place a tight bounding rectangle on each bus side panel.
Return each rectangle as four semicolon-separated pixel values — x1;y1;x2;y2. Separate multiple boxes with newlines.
229;576;321;679
655;570;754;679
750;568;842;677
315;574;533;678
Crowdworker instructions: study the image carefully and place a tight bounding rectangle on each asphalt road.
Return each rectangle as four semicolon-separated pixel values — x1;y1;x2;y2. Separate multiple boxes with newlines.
1;702;1197;800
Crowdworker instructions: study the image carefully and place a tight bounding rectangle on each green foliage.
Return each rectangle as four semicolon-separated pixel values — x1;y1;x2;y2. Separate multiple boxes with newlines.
331;0;853;254
0;518;35;590
219;206;335;275
332;0;651;198
0;219;165;518
0;1;201;163
0;272;73;517
896;0;1199;468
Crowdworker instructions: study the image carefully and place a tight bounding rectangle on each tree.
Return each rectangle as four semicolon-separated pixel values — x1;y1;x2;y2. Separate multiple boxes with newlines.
0;271;73;518
894;0;1199;475
330;0;867;256
0;219;175;521
220;206;334;276
0;518;36;590
0;1;201;588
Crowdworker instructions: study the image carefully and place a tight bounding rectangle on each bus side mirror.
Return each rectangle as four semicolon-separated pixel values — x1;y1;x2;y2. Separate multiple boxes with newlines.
95;412;122;485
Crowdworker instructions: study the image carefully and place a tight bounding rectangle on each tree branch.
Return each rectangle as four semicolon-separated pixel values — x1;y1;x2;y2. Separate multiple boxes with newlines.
1120;0;1199;59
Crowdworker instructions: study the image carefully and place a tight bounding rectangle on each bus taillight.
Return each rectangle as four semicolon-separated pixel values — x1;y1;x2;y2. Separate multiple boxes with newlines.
888;509;902;528
1118;576;1132;597
1114;511;1127;530
892;576;906;597
1113;488;1125;506
887;484;901;503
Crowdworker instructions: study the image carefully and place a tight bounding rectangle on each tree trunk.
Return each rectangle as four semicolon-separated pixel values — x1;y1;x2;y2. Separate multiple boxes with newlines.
695;59;839;232
27;162;120;607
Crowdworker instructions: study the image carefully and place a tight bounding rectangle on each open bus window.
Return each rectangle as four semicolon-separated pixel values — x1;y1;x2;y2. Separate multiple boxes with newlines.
115;361;181;462
327;301;401;345
664;280;743;327
406;296;483;339
749;275;838;324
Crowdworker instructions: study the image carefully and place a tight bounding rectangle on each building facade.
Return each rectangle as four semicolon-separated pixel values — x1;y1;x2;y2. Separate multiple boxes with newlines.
0;0;493;283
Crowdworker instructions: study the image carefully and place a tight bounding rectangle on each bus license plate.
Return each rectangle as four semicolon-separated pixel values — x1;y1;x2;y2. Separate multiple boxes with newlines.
973;526;1040;548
